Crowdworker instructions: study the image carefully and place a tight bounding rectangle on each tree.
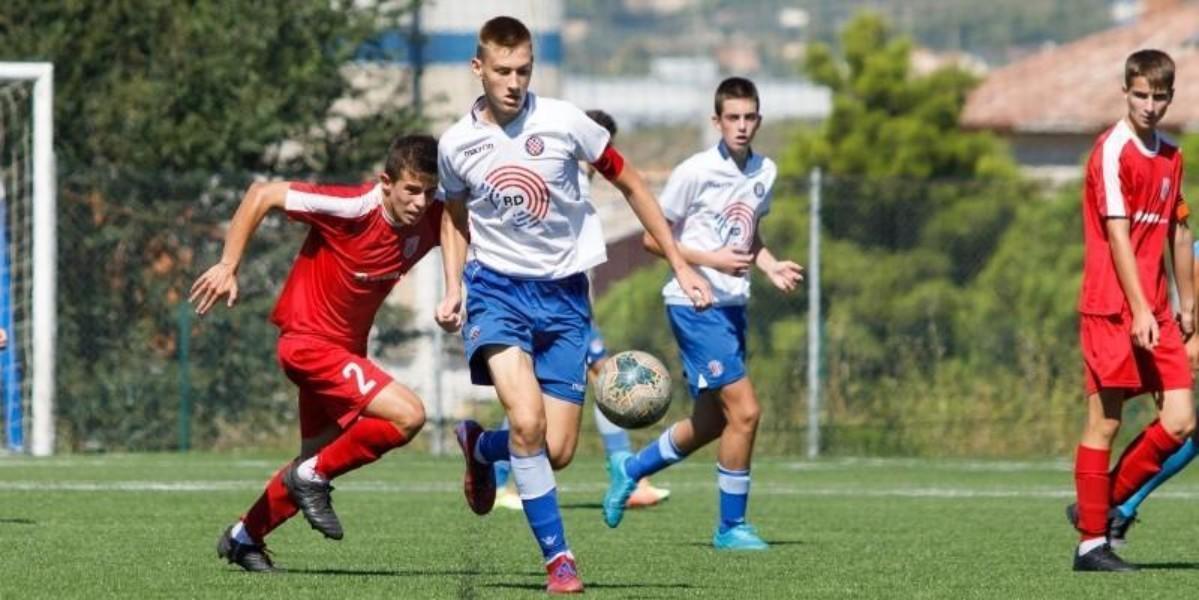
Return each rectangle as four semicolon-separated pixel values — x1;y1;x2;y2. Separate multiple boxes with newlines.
0;1;423;450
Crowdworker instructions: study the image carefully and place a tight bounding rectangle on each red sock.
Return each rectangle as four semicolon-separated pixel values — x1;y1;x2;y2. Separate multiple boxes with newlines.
1074;445;1110;539
241;464;298;542
314;417;408;480
1110;421;1183;505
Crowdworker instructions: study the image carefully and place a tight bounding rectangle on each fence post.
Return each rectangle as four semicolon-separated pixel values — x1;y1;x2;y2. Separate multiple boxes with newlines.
807;167;822;459
177;301;192;452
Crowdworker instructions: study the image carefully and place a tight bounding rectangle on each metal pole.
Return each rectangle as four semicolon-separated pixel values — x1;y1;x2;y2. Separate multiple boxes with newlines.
178;302;191;452
807;168;821;459
29;63;55;457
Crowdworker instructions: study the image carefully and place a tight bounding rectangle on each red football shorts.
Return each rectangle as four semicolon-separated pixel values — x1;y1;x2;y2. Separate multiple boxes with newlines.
1081;312;1193;396
276;333;393;437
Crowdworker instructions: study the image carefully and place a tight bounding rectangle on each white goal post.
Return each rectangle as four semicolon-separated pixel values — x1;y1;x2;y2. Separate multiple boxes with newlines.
0;62;55;456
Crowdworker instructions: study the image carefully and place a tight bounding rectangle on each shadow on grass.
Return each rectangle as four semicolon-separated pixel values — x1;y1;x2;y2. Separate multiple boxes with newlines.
679;539;804;548
559;502;604;510
484;581;696;592
286;567;502;577
0;518;35;525
1134;562;1199;570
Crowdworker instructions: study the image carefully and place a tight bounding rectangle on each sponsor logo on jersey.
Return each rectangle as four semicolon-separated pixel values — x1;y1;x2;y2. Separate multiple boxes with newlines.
525;135;545;156
701;180;734;192
462;142;495;158
716;201;756;250
483;165;551;227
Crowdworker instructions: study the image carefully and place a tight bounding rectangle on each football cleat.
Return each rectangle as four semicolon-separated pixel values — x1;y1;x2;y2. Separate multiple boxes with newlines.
1073;543;1137;572
713;523;769;551
495;485;524;511
454;420;496;515
626;478;670;508
216;525;276;573
282;462;343;540
545;552;584;594
601;451;637;528
1065;503;1136;548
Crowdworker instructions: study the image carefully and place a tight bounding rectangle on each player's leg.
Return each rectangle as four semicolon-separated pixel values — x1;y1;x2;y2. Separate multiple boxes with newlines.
711;376;767;551
218;393;340;572
1072;388;1130;571
1115;431;1197;519
493;417;523;510
603;391;724;528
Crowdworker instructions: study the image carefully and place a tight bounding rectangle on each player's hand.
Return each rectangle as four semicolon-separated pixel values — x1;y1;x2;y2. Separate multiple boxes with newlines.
1177;309;1195;342
710;246;753;276
1187;335;1199;370
1130;309;1159;350
435;292;463;333
675;265;713;310
766;260;804;293
189;262;239;315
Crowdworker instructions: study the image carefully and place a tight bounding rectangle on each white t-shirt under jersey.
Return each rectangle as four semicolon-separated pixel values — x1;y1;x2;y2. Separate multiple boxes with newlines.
660;142;776;306
438;92;611;279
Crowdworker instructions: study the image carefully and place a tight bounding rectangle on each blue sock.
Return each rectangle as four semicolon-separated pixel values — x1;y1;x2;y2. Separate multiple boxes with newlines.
625;425;685;481
474;429;510;464
512;449;569;561
594;405;631;457
717;464;750;533
1118;437;1198;517
493;418;511;487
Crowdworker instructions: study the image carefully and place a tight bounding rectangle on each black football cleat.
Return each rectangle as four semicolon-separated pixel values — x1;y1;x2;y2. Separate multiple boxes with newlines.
1073;543;1137;572
283;462;344;540
216;525;276;573
1065;503;1136;548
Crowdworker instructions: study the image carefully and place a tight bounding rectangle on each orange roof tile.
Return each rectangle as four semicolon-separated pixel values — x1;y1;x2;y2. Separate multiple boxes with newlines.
962;3;1199;134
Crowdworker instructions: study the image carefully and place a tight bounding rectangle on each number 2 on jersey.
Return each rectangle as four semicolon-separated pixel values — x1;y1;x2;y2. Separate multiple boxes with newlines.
342;362;378;396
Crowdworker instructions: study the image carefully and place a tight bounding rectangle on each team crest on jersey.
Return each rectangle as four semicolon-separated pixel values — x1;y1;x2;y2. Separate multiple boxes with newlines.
1161;178;1172;201
754;182;766;198
525;135;545;156
716;201;756;250
483;165;551;227
403;237;420;258
708;360;724;377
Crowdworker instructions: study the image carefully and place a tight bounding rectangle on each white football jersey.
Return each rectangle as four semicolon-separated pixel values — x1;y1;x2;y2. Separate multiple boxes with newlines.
438;92;611;279
660;142;776;306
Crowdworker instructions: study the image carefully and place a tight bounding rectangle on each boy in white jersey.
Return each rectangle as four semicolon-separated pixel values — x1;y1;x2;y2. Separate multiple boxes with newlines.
493;109;671;512
601;77;803;551
433;17;712;594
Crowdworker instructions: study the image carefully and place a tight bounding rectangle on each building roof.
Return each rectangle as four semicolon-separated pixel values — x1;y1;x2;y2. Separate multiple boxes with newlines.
961;3;1199;134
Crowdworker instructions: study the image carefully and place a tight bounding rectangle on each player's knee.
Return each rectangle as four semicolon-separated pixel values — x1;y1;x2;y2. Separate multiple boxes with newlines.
1086;418;1121;441
548;445;576;470
394;397;426;437
726;400;761;432
1161;412;1195;440
507;411;547;448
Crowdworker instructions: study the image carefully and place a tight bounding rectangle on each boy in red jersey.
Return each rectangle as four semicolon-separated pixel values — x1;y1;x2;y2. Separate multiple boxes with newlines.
190;134;442;572
1071;49;1195;572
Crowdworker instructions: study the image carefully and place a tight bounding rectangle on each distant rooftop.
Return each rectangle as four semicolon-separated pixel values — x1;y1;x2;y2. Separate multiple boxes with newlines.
961;1;1199;134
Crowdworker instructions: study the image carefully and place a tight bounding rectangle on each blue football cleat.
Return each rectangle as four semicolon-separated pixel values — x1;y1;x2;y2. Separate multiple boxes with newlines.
602;451;637;528
712;524;769;551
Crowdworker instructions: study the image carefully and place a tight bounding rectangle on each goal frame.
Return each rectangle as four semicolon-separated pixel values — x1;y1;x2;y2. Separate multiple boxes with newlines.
0;62;55;456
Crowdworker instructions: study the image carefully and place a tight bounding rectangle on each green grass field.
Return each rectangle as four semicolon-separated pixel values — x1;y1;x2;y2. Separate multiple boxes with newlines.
4;452;1199;598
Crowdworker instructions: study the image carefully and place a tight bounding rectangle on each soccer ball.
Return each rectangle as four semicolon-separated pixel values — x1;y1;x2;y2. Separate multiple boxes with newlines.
595;350;672;429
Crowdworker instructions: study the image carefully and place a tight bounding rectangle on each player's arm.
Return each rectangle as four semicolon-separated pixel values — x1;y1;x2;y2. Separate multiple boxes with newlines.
1106;217;1158;348
1170;215;1194;340
600;153;711;307
435;192;469;333
189;181;289;315
750;230;803;293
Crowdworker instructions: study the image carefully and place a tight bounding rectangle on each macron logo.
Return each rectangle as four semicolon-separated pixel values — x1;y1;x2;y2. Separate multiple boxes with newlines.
463;143;494;158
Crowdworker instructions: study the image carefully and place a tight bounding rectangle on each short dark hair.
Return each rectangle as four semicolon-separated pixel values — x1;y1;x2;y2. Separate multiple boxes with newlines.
384;134;438;180
714;76;760;116
477;16;532;59
1125;49;1175;90
585;109;618;138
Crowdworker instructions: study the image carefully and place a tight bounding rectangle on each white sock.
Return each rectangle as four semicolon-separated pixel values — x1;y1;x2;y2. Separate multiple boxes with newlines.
296;456;325;483
1078;537;1106;556
231;521;255;545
